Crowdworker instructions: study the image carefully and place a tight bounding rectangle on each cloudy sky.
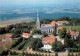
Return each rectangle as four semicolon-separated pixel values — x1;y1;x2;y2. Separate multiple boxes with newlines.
1;0;80;7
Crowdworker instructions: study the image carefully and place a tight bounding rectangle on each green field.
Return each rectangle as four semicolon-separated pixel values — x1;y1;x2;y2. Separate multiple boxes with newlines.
59;25;80;31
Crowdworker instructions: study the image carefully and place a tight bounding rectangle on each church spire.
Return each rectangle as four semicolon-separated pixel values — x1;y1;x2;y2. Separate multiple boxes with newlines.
36;10;40;29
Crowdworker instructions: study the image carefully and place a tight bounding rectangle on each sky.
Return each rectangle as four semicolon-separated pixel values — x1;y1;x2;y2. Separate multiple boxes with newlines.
1;0;80;7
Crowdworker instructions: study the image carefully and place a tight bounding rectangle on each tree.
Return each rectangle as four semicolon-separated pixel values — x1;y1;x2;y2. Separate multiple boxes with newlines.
53;30;57;36
1;50;9;56
21;28;29;33
52;41;64;52
5;25;13;33
10;29;21;35
49;54;51;56
32;29;41;34
40;19;52;24
59;17;70;21
38;53;41;56
58;28;66;38
35;53;38;56
42;54;44;56
78;53;80;56
25;52;28;56
55;53;58;56
71;53;74;56
68;52;71;56
64;34;75;48
0;27;5;34
42;32;48;37
31;38;43;50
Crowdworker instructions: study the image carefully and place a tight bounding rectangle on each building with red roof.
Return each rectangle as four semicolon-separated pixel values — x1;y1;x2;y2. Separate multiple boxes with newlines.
57;27;63;30
41;21;56;27
57;27;79;39
70;31;79;39
21;33;31;38
41;24;51;27
51;21;56;26
56;21;69;25
5;34;12;37
4;34;13;39
57;27;63;33
40;21;58;33
41;36;56;51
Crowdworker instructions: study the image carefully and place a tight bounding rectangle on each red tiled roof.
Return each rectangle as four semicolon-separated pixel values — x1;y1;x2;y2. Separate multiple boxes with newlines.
41;21;56;27
70;31;79;36
51;21;56;26
5;34;12;37
42;36;56;44
22;33;31;36
41;24;51;26
57;27;63;30
50;36;56;38
45;40;55;44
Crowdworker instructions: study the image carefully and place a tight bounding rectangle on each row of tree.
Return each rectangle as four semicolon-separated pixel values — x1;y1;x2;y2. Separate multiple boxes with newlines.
11;37;23;48
22;52;58;56
18;39;28;50
40;17;80;26
0;21;35;34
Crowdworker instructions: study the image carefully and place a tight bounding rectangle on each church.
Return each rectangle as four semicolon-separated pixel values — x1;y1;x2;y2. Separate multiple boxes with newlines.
36;10;58;33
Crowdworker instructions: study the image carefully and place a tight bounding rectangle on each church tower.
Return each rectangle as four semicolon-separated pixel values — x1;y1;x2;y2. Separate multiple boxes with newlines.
36;10;40;29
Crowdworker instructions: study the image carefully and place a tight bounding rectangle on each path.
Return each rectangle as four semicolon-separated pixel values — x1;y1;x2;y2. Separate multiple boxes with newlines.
10;47;68;56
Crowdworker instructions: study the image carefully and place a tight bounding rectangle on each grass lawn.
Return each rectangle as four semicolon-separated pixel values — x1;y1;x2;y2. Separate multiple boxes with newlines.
12;38;18;43
59;25;80;31
11;37;21;50
0;33;13;54
0;34;5;38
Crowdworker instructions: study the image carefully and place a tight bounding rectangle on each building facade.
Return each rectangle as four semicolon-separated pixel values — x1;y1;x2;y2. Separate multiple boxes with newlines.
21;33;31;38
36;11;58;33
41;36;56;51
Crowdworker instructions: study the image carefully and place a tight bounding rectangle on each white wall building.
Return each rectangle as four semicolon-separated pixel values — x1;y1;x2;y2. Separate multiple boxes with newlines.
56;21;69;25
21;33;32;38
32;34;43;38
41;42;52;51
41;36;56;51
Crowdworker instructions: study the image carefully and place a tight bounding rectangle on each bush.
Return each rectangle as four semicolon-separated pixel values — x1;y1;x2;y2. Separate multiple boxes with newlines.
10;51;18;55
1;50;9;55
78;53;80;56
55;53;58;56
68;52;70;56
42;32;48;37
71;53;74;56
68;48;80;52
32;29;41;34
